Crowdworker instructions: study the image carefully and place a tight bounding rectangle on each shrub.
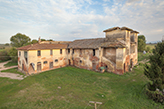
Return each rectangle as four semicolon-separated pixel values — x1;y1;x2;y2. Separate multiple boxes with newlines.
0;50;11;61
145;83;164;103
8;47;18;63
146;46;151;53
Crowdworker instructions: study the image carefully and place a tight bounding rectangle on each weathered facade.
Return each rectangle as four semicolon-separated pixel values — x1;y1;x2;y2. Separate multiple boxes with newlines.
17;26;139;75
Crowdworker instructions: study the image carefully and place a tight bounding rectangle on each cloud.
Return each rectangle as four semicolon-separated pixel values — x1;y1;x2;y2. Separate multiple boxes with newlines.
0;0;163;43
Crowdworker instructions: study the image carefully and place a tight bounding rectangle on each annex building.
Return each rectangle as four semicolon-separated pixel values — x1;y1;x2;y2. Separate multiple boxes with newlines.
17;26;139;75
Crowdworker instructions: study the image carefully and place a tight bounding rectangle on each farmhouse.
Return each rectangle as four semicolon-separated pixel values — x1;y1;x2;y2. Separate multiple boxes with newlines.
17;26;139;75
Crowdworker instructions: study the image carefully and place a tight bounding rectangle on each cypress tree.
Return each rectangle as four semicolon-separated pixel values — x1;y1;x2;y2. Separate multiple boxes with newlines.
144;42;164;90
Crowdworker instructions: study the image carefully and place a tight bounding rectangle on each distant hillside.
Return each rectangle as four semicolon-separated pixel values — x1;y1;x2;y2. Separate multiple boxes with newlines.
146;41;161;44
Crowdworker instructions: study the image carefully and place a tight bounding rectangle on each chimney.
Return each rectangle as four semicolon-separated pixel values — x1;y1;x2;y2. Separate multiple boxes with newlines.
38;37;41;44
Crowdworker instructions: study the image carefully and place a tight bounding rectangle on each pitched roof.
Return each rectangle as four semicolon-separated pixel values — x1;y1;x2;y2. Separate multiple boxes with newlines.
17;43;68;50
103;26;139;33
68;38;105;49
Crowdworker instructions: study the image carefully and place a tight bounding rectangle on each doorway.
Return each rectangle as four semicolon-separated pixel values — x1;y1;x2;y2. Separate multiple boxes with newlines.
22;63;24;71
49;62;53;69
92;62;96;71
37;62;41;72
124;63;126;72
68;59;71;65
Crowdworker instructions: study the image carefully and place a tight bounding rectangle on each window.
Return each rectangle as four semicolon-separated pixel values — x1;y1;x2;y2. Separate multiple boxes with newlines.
55;59;58;62
93;49;95;56
60;49;62;54
68;49;70;54
50;49;53;55
19;51;21;56
37;50;41;56
80;60;82;63
80;49;82;55
72;49;74;54
19;60;21;64
43;61;47;64
24;51;28;63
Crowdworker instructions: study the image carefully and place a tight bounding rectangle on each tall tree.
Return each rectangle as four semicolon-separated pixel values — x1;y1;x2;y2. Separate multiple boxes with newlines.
10;33;31;47
138;35;146;52
144;42;164;90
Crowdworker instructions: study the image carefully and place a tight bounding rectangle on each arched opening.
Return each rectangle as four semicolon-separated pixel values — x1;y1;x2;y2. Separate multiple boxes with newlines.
29;63;35;73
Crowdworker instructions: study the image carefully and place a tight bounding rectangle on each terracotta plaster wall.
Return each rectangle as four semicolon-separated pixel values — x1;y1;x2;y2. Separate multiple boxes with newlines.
106;30;126;39
103;48;116;63
17;50;28;72
116;48;124;74
68;49;100;71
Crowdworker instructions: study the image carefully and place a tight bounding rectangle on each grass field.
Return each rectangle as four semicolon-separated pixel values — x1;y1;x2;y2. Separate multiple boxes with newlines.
4;61;18;67
0;65;163;109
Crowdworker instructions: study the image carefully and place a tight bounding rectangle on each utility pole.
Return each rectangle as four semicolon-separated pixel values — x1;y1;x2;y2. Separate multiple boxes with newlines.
89;101;102;109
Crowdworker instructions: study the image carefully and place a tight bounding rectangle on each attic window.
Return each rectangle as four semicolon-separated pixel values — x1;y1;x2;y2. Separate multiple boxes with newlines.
19;51;21;56
50;49;53;55
72;49;74;54
93;49;95;56
68;49;70;54
37;50;41;56
60;49;62;54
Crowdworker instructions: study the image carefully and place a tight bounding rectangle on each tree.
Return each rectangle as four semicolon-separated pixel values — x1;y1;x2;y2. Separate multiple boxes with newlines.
5;43;10;46
41;39;46;41
138;35;146;52
10;33;31;47
8;47;18;62
31;39;38;44
47;39;53;41
145;46;151;53
144;42;164;90
0;50;11;61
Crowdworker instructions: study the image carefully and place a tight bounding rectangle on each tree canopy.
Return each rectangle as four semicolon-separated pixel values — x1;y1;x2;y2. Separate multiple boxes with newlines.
8;47;18;62
138;35;146;52
10;33;31;47
31;39;38;44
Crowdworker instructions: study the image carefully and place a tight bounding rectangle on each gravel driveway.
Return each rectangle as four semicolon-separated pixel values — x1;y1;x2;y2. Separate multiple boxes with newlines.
0;61;25;80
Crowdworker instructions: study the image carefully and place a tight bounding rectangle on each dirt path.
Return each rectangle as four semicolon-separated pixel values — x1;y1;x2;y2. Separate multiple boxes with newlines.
0;72;24;80
0;61;25;80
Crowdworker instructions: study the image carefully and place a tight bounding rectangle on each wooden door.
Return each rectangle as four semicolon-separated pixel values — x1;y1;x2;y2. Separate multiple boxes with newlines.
92;62;96;71
22;63;24;71
37;62;41;71
68;59;71;65
49;62;53;69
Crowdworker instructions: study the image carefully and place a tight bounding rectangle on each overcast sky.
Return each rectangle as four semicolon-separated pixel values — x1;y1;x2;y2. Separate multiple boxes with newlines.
0;0;164;43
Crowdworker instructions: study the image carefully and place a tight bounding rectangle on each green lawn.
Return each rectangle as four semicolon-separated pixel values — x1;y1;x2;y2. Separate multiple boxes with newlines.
0;66;163;109
4;61;18;67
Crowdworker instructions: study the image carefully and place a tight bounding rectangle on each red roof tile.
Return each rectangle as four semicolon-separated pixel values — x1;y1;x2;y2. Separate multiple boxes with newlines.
17;43;68;50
